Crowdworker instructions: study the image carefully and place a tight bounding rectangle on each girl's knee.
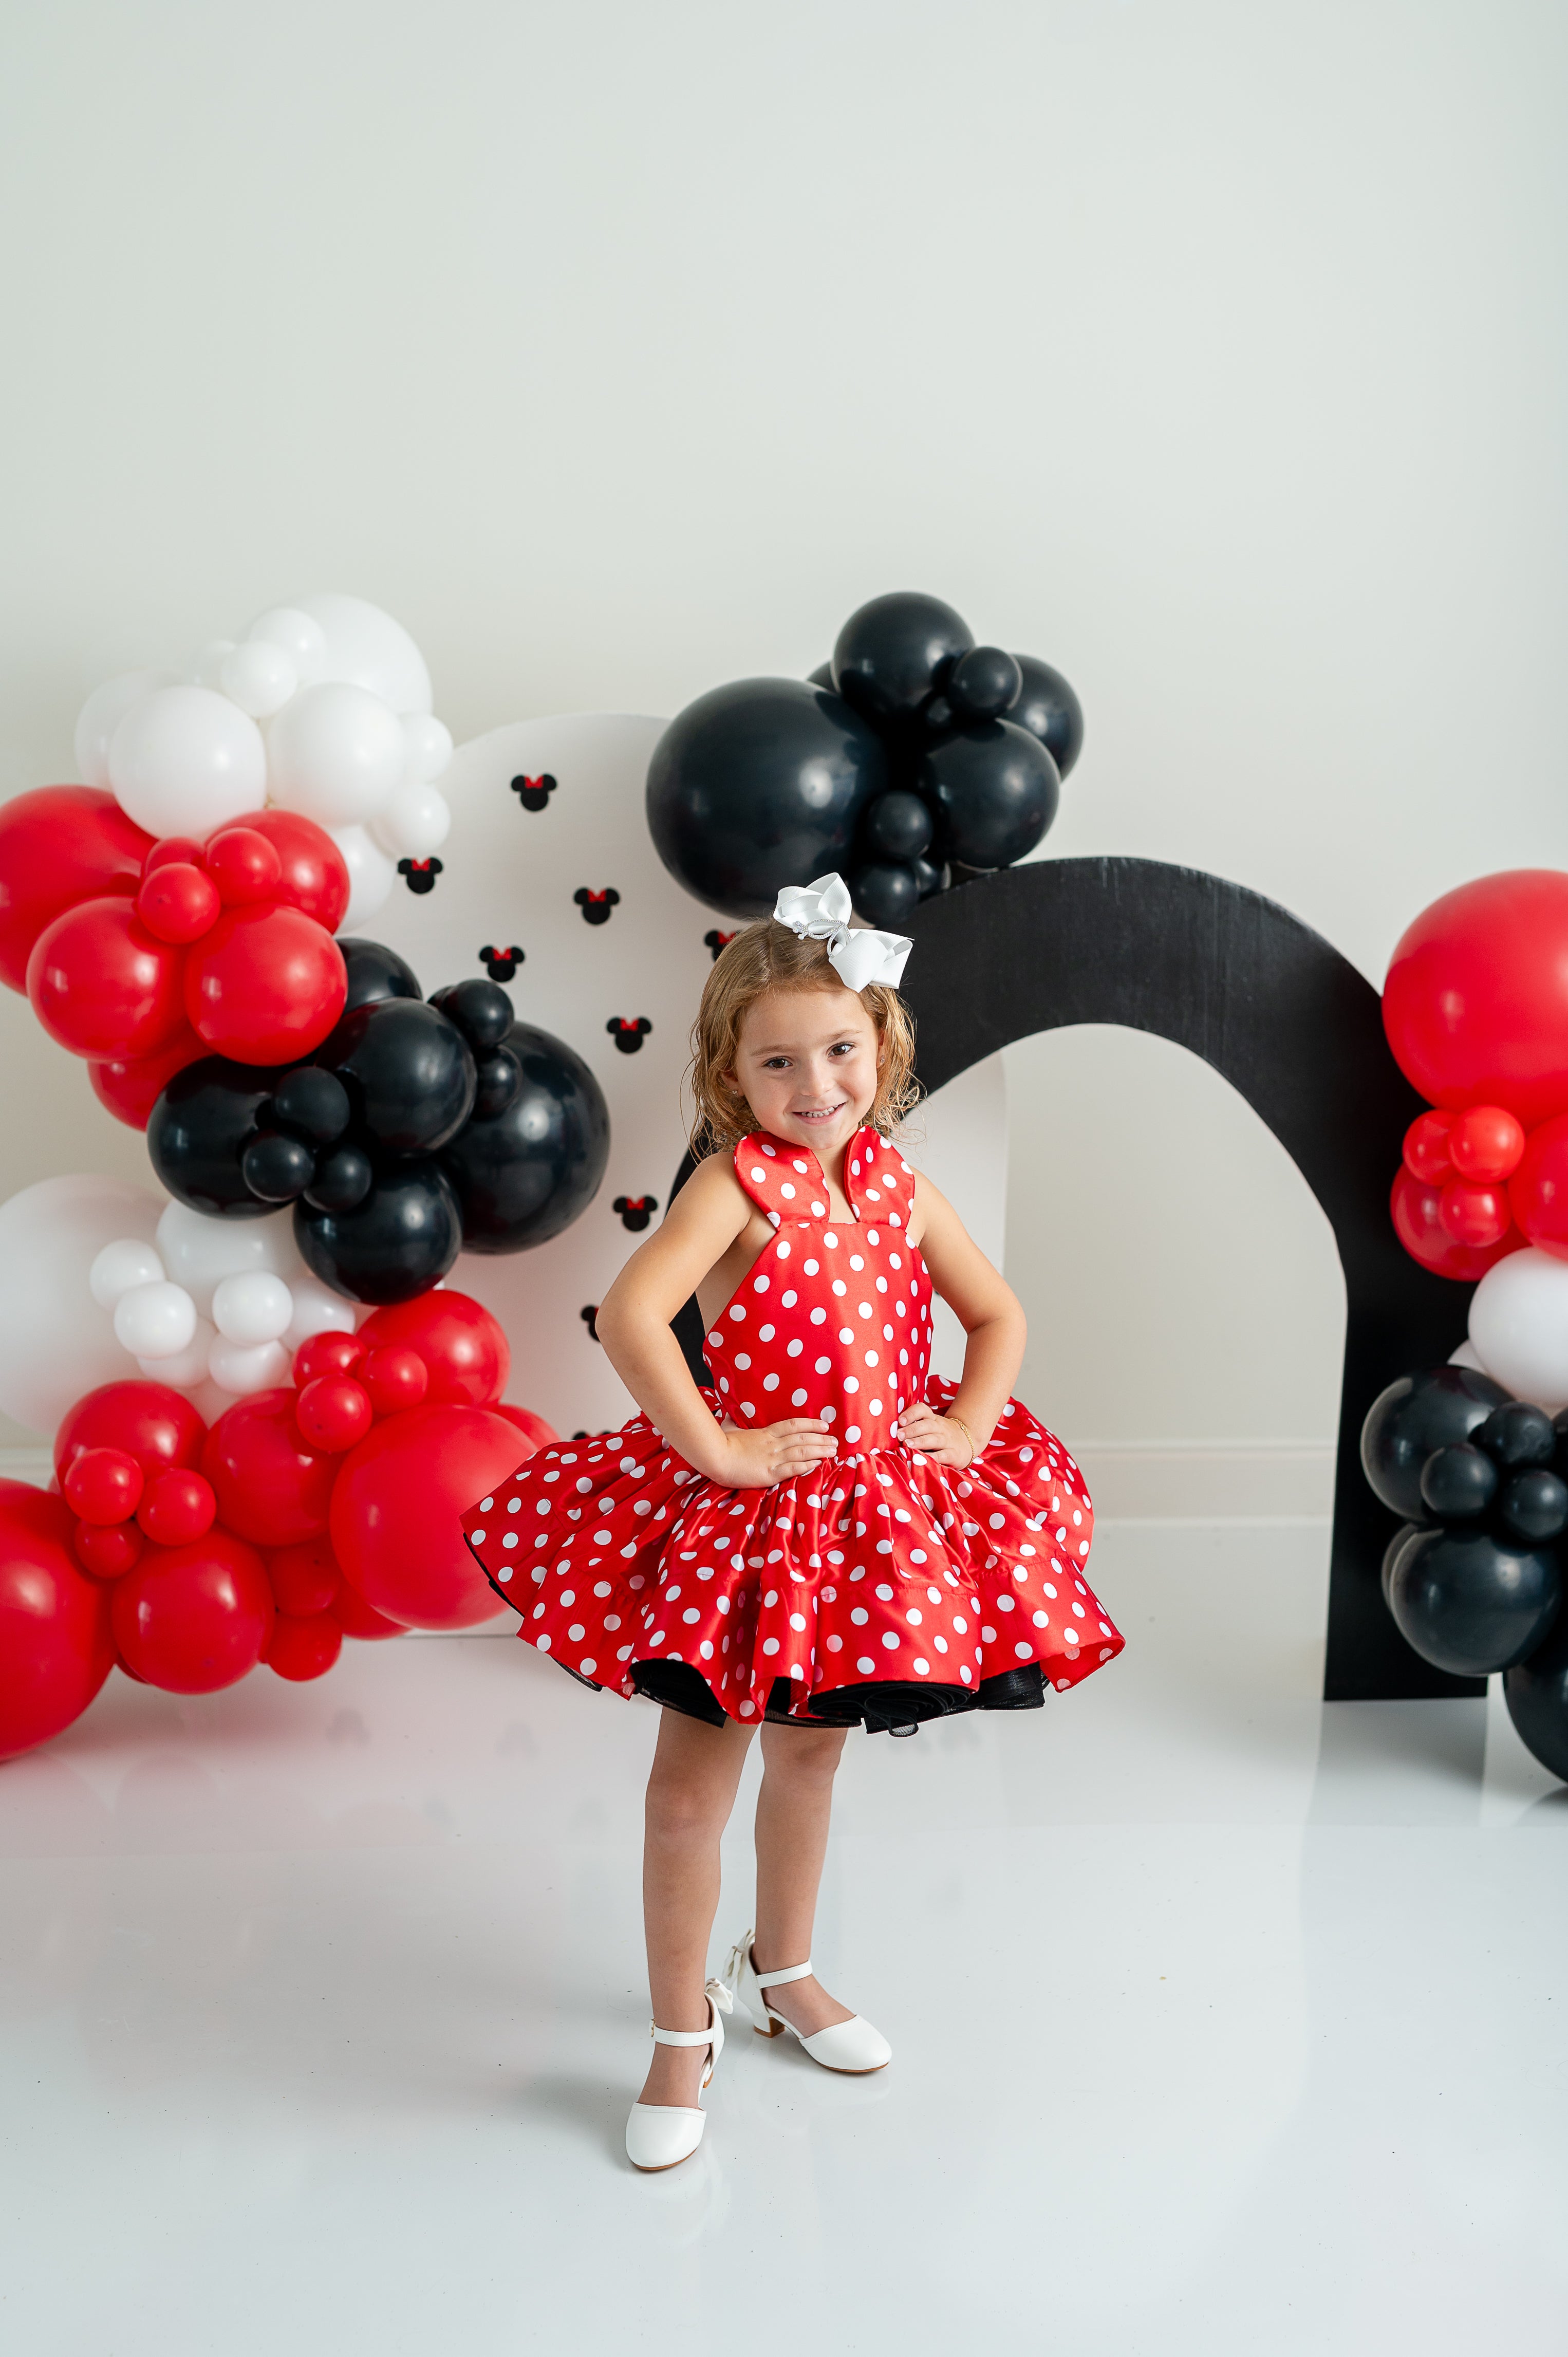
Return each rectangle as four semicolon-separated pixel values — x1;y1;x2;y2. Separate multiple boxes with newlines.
761;1725;846;1784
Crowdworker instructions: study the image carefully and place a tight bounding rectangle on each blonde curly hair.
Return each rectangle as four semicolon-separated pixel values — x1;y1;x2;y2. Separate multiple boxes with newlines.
687;918;919;1155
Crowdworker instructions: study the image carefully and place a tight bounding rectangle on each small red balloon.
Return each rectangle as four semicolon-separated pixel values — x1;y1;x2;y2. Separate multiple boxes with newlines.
330;1403;523;1628
54;1381;207;1489
63;1446;144;1526
266;1534;341;1616
143;836;207;874
292;1330;364;1385
1402;1109;1454;1185
183;904;347;1065
0;786;152;995
0;1481;115;1759
1438;1178;1511;1248
295;1376;373;1453
27;896;188;1059
200;1388;337;1546
136;1468;217;1546
357;1292;509;1407
73;1519;144;1579
87;1022;204;1129
203;826;284;906
1449;1104;1526;1183
111;1531;274;1694
332;1576;408;1640
360;1347;428;1418
135;860;221;945
266;1610;344;1682
241;810;351;932
491;1404;558;1454
1390;1165;1520;1280
1508;1112;1568;1262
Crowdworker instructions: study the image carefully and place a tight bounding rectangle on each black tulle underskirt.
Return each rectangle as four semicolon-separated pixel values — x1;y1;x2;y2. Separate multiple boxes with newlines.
621;1656;1045;1737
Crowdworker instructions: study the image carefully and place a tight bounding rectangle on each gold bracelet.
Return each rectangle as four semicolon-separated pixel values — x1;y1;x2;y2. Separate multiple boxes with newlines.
949;1415;977;1465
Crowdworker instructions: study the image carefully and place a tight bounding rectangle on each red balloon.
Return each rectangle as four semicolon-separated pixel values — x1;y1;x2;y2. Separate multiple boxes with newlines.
332;1576;407;1640
330;1403;524;1628
1384;870;1568;1127
63;1446;144;1525
73;1518;143;1579
357;1293;509;1407
292;1330;364;1385
0;786;152;994
294;1376;372;1453
1449;1103;1526;1183
135;860;221;945
136;1468;217;1546
1402;1109;1454;1185
183;904;346;1064
87;1022;204;1129
0;1480;115;1760
266;1534;341;1615
201;1389;337;1546
1438;1178;1511;1248
1508;1112;1568;1261
360;1347;427;1418
111;1531;274;1694
492;1404;558;1454
265;1610;344;1681
144;836;207;873
27;896;188;1059
1390;1165;1520;1280
241;810;351;933
204;827;283;906
54;1381;206;1488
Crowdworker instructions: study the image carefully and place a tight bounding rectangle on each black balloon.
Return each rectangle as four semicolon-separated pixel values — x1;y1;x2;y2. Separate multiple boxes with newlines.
947;646;1023;723
1503;1607;1568;1781
1419;1442;1498;1521
1498;1468;1568;1545
428;978;513;1053
294;1162;463;1305
474;1047;522;1119
339;938;423;1015
321;999;476;1156
240;1131;315;1204
864;789;934;864
304;1144;373;1213
441;1019;610;1252
922;695;957;737
147;1057;277;1219
1360;1366;1510;1520
646;678;888;918
1380;1521;1425;1608
847;862;920;930
1476;1400;1555;1468
1387;1526;1561;1677
1009;655;1085;779
911;854;946;899
832;593;973;728
269;1065;350;1144
922;722;1060;870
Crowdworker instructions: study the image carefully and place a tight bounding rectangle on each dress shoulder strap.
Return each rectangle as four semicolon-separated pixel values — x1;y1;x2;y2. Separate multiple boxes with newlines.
732;1134;831;1224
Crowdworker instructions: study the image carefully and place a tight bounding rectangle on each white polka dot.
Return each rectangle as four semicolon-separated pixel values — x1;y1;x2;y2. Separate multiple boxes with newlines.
792;1388;809;1406
913;1657;930;1674
538;1634;552;1651
763;1374;780;1391
730;1305;746;1321
780;1182;796;1198
754;1274;770;1293
469;1529;486;1545
826;1634;843;1651
857;1656;876;1674
881;1630;899;1649
751;1165;766;1181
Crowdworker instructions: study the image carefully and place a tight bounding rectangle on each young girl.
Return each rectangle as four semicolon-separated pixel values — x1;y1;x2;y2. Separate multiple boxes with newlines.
463;874;1122;2171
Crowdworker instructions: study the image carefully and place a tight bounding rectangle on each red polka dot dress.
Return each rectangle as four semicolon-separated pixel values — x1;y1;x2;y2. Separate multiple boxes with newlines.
462;1128;1123;1735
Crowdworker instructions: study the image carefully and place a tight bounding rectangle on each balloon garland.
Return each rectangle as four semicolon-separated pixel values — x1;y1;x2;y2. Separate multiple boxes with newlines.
646;590;1084;924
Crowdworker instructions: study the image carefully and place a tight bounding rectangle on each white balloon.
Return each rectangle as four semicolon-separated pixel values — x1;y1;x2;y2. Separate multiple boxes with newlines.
267;681;406;825
1468;1247;1568;1411
287;592;433;715
138;1314;216;1391
154;1200;304;1321
220;639;298;719
113;1279;198;1360
73;669;179;789
1448;1340;1487;1373
327;824;397;929
246;605;327;686
190;638;238;689
283;1275;357;1350
207;1332;291;1396
108;684;268;838
211;1270;293;1345
401;713;453;782
89;1237;165;1309
369;782;451;859
0;1176;164;1432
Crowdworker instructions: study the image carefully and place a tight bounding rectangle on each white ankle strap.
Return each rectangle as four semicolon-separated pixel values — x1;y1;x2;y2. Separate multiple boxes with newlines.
650;1981;731;2044
753;1957;812;1990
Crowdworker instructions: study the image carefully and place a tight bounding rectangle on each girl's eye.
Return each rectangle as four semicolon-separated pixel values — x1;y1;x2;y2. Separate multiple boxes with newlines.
828;1042;855;1057
762;1056;791;1070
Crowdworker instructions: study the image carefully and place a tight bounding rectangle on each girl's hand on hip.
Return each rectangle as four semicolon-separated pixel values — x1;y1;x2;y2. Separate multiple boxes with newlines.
712;1419;839;1488
895;1403;977;1466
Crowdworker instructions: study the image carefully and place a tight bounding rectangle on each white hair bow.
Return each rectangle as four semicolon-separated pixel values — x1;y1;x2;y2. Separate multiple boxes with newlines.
773;873;913;992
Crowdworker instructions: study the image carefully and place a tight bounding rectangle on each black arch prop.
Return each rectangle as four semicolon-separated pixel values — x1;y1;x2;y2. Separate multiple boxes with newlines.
900;856;1481;1704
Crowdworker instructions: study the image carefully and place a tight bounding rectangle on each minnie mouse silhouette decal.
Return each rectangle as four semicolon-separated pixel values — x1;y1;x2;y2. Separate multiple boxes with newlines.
574;887;621;926
703;928;737;961
606;1016;651;1055
580;1304;600;1342
511;773;557;813
612;1193;659;1233
399;856;443;895
479;944;525;981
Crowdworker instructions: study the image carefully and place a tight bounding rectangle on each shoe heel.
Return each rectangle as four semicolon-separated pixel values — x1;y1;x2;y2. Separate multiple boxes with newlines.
755;2008;786;2038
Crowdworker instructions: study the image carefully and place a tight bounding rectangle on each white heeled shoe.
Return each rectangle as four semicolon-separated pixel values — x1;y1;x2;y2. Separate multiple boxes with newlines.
625;1979;731;2172
724;1931;891;2073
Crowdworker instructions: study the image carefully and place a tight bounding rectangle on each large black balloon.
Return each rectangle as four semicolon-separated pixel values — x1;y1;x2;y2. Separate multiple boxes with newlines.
339;937;422;1015
1360;1365;1510;1520
1009;656;1085;779
847;861;920;930
440;1019;610;1252
147;1056;277;1219
831;593;974;728
646;678;888;919
1387;1526;1561;1677
320;999;476;1156
293;1162;463;1305
921;721;1060;870
1503;1607;1568;1781
1380;1521;1425;1607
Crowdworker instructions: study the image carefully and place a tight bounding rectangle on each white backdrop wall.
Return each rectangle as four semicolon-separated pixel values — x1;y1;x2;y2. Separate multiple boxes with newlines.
2;0;1565;1479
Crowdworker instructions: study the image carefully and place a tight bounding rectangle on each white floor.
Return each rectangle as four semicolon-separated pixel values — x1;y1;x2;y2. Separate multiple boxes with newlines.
2;1524;1565;2357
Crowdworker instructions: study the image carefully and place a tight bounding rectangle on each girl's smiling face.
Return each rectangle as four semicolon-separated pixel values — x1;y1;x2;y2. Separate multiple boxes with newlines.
729;983;883;1158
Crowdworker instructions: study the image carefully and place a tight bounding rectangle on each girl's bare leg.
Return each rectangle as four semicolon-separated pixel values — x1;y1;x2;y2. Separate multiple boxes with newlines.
750;1721;855;2037
638;1707;754;2108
